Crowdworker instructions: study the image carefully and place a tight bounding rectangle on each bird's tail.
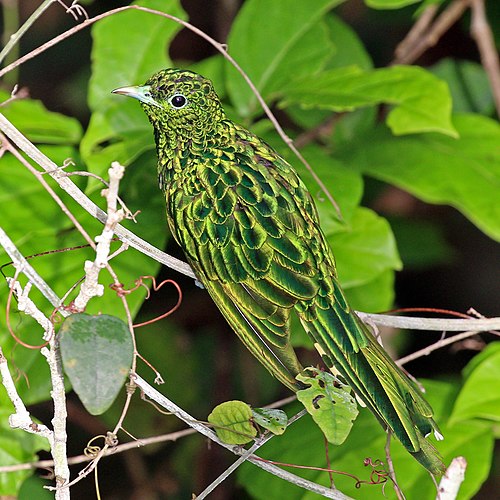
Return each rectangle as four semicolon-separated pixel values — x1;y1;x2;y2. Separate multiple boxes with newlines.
297;294;445;475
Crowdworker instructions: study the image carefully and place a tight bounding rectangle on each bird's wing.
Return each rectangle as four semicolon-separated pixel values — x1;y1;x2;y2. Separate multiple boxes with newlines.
166;124;330;389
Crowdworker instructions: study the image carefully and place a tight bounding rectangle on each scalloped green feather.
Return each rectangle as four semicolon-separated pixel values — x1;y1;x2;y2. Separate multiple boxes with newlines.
116;67;445;475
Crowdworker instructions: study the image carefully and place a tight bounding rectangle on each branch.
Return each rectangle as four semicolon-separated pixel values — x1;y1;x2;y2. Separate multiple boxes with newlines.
357;312;500;332
0;5;341;218
0;0;57;64
0;346;53;443
396;330;483;366
72;161;126;311
470;0;500;118
0;226;63;308
0;112;196;280
133;373;352;500
392;0;470;65
437;456;467;500
1;276;70;499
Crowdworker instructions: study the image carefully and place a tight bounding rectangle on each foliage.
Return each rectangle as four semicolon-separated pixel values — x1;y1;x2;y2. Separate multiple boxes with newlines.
0;0;498;498
59;313;134;415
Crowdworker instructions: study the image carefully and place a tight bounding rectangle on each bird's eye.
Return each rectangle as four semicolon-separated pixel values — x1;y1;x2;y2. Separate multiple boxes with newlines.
168;94;188;109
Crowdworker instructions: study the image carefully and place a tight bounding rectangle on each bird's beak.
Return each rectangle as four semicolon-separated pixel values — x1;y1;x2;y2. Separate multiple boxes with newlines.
111;85;161;108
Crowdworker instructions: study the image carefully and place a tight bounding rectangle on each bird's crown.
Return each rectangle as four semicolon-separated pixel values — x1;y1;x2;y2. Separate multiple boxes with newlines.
114;68;225;139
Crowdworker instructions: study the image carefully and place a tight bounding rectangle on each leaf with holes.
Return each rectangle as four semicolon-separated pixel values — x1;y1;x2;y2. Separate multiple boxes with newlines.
59;313;134;415
296;368;358;445
208;400;257;445
252;407;288;435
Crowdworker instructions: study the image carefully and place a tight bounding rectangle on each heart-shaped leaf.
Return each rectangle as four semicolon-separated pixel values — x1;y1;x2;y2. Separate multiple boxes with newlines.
59;313;134;415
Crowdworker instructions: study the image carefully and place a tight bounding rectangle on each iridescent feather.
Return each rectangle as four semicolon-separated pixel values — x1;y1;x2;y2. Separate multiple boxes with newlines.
113;69;444;474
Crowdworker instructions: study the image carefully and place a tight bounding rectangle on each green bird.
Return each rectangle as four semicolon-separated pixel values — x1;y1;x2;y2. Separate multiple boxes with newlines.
113;68;444;474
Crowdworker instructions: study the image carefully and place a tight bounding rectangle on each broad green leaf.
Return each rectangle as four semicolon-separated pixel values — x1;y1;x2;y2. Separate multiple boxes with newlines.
0;93;82;145
80;103;153;191
59;313;134;415
448;342;500;425
328;207;402;289
337;114;500;241
344;268;395;313
18;475;52;500
252;408;288;435
324;14;373;71
431;59;494;114
208;400;256;445
88;0;186;111
281;65;457;137
226;0;344;117
296;368;358;445
291;144;364;229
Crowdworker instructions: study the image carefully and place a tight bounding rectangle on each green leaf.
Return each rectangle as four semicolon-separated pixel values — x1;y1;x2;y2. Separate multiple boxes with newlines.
0;92;82;145
281;65;457;136
329;207;402;289
88;0;186;111
296;368;358;445
448;342;500;425
83;0;185;191
80;104;153;192
208;400;257;445
365;0;421;8
324;14;373;71
337;114;500;241
238;379;494;500
344;268;395;313
290;144;364;229
59;314;134;415
252;408;288;435
430;58;495;115
226;0;344;117
18;475;52;500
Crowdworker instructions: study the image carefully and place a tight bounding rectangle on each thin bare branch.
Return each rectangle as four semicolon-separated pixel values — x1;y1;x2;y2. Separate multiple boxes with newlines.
392;0;470;65
470;0;500;117
133;373;351;499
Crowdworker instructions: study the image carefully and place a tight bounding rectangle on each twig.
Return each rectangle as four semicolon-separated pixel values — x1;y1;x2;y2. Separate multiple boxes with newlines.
470;0;500;117
133;373;351;499
392;0;470;65
0;346;54;444
195;436;271;499
437;457;467;500
0;428;196;473
396;330;481;366
0;0;57;64
0;112;196;280
1;278;70;499
0;226;63;308
394;4;439;62
357;312;500;332
385;433;404;500
0;5;341;218
72;162;126;311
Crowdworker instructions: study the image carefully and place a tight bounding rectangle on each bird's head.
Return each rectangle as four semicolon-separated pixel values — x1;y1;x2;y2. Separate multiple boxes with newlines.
112;68;225;142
